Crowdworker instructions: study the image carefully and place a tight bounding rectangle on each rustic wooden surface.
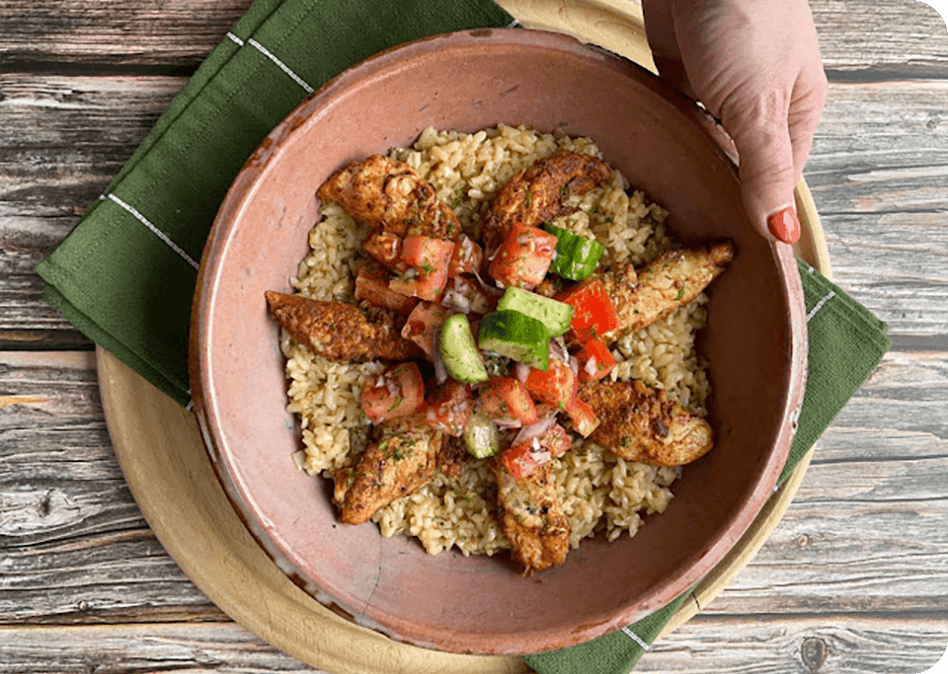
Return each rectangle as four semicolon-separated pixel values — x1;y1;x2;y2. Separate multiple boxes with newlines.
1;0;947;672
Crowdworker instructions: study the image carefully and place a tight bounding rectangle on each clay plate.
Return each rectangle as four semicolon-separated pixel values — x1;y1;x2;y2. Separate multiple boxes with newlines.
189;29;806;655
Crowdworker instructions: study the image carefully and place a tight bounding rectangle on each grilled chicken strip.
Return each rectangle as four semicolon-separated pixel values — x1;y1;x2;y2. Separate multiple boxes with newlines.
482;151;613;256
600;242;734;336
333;417;446;525
579;379;714;466
316;154;461;241
494;462;571;575
265;291;422;362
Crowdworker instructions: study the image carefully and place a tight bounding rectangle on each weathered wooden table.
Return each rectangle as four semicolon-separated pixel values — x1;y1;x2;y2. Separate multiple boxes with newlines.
2;1;947;672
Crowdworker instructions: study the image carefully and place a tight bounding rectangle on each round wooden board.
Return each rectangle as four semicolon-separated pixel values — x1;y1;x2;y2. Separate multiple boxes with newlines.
98;1;832;671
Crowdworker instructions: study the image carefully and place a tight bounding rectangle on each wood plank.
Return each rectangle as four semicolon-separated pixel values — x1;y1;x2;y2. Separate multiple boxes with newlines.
0;616;944;673
0;75;181;347
700;351;948;617
2;74;946;345
0;0;253;69
0;623;322;673
1;352;945;625
0;0;946;74
0;352;221;623
811;0;948;77
806;81;948;339
649;616;948;674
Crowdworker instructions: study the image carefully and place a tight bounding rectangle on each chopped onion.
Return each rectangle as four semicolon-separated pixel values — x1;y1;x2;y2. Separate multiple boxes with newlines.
584;356;599;377
515;361;531;383
432;328;448;384
291;450;307;473
530;449;553;465
512;411;557;445
569;356;579;375
441;288;472;314
494;418;523;429
549;339;569;364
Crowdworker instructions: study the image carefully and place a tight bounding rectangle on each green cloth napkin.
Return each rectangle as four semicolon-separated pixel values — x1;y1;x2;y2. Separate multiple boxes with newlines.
36;0;891;671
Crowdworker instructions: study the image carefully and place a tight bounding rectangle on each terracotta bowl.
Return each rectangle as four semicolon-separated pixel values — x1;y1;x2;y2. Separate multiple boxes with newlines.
190;29;806;655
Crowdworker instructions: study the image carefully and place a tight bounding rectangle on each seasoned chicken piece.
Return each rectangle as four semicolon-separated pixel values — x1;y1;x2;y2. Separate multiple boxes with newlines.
436;437;469;479
603;242;734;336
590;258;639;318
333;417;446;525
316;154;461;240
265;291;422;362
579;379;714;466
482;151;613;256
494;462;571;575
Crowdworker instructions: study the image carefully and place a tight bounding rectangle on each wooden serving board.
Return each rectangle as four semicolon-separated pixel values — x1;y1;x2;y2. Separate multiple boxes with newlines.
97;1;832;671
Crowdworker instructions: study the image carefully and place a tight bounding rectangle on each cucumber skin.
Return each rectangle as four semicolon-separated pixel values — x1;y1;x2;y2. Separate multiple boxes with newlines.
543;223;605;281
497;287;573;337
477;310;550;371
440;314;489;383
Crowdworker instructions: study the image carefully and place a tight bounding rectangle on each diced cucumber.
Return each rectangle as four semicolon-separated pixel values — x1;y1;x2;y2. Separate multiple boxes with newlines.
497;287;574;337
543;223;605;281
439;314;489;383
463;412;500;458
478;309;550;371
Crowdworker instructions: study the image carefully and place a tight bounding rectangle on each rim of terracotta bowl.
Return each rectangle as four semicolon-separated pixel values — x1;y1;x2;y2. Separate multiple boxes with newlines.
190;28;807;655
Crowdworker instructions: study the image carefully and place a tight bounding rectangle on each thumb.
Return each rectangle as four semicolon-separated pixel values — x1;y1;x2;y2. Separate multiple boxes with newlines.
726;98;801;244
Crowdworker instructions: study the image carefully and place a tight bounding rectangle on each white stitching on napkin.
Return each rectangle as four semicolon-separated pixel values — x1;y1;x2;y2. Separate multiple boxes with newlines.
621;626;651;651
106;194;200;270
247;38;315;94
226;31;245;47
507;17;523;27
806;290;836;322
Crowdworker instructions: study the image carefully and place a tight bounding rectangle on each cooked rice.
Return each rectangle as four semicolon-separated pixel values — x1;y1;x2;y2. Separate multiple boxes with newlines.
282;124;710;557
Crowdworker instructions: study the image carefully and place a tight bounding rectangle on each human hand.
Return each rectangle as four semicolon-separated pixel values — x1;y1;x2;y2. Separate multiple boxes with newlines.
641;0;828;243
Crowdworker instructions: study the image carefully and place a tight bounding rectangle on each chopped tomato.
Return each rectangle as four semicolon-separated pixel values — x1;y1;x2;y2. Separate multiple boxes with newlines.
440;275;495;315
555;279;620;342
400;301;448;360
478;377;539;426
541;423;572;457
524;358;577;410
564;396;600;438
389;236;455;301
360;362;425;424
448;234;484;277
576;337;617;381
425;380;473;436
363;231;406;271
354;262;418;314
500;443;541;479
488;224;557;290
500;423;571;479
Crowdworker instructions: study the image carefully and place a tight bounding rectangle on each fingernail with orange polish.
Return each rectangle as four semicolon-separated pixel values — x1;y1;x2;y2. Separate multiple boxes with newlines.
767;207;801;244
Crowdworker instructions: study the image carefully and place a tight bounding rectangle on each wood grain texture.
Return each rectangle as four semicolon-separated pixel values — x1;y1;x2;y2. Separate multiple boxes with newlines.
2;76;946;346
0;75;180;347
0;0;946;73
807;81;948;341
0;352;221;624
0;0;253;69
0;616;945;674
